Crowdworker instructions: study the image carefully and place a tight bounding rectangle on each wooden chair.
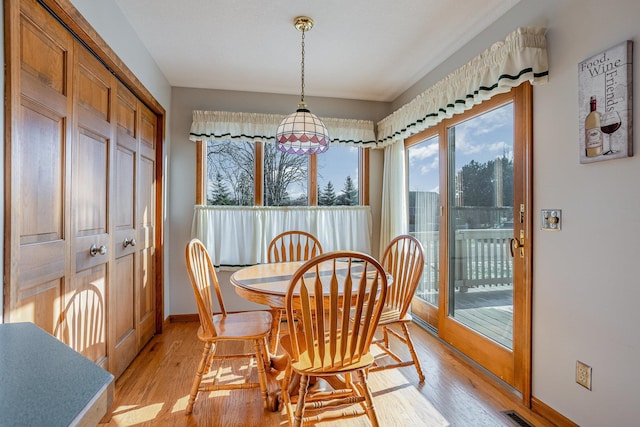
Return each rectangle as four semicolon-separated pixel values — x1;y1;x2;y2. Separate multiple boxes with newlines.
370;234;426;383
184;238;272;414
267;230;323;354
267;230;323;263
279;251;388;427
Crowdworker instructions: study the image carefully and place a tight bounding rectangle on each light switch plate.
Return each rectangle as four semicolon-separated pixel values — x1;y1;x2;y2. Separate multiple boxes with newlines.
541;209;562;230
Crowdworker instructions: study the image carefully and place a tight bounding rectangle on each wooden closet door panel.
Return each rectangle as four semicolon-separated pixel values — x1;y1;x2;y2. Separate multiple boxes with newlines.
70;44;113;367
112;83;138;377
137;104;156;346
6;0;74;331
113;254;135;376
19;0;69;95
64;265;108;368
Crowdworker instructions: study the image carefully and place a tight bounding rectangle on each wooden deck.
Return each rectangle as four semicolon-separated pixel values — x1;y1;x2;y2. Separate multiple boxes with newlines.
417;285;514;348
454;285;513;348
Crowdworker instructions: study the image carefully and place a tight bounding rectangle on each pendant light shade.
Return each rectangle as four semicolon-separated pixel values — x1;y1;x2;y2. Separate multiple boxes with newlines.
276;105;329;155
276;16;330;155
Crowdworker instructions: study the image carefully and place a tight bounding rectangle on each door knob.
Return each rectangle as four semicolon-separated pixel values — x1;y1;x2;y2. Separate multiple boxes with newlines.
89;244;108;257
123;237;137;248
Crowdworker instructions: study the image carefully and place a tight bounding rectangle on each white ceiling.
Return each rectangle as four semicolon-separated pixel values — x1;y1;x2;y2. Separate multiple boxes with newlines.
113;0;520;102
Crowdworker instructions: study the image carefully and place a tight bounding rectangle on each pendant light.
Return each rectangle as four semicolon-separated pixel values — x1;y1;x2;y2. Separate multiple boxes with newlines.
276;16;330;155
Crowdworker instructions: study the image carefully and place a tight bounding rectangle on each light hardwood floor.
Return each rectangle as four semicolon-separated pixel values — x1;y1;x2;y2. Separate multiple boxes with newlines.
99;320;554;427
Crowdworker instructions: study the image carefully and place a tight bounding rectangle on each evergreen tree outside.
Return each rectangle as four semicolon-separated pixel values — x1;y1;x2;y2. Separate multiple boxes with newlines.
319;181;337;206
337;175;358;205
458;156;513;229
460;157;513;207
208;172;232;205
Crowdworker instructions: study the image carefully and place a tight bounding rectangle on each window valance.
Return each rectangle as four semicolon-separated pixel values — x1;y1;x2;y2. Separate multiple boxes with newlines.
189;110;377;148
376;27;548;146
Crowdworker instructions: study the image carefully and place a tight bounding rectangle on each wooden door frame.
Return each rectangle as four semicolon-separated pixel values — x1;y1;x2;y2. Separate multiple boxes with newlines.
3;0;166;332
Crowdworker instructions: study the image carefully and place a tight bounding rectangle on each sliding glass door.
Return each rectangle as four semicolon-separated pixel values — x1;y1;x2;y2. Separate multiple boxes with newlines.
407;85;532;396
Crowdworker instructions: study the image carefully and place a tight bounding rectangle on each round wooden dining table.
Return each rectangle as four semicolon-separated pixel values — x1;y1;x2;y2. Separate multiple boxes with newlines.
230;260;391;411
230;261;304;309
230;260;392;353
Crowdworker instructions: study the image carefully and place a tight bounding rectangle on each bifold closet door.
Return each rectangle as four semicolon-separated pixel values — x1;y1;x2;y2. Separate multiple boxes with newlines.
137;102;157;347
6;0;161;378
69;44;114;369
6;0;74;333
113;82;139;377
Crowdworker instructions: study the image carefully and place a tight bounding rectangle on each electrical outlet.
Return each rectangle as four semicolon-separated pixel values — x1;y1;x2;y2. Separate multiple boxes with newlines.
576;361;592;390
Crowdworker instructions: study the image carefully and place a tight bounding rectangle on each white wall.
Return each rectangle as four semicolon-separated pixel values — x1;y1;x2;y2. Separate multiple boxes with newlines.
168;88;390;314
396;0;639;425
532;2;639;424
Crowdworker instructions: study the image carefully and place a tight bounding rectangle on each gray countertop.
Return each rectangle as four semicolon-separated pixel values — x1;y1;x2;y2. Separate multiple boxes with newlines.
0;322;114;427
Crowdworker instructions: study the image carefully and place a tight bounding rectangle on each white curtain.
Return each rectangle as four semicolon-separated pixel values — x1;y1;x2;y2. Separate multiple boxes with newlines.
189;110;377;148
379;141;407;255
376;27;548;146
192;205;372;268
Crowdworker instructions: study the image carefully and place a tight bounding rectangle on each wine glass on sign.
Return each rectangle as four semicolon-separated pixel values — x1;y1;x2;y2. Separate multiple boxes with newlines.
601;110;622;155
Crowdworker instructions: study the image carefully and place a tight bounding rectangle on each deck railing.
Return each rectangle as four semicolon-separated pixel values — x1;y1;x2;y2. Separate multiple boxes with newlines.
413;229;513;295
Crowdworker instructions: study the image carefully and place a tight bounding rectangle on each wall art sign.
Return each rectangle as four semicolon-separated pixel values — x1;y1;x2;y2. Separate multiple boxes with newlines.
578;40;633;164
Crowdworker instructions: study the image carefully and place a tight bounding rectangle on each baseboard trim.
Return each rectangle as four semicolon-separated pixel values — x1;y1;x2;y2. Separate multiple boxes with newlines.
531;397;578;427
169;314;199;323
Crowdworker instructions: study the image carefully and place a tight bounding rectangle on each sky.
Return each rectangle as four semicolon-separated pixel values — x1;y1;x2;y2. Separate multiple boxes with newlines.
407;102;514;194
285;144;360;199
317;145;360;192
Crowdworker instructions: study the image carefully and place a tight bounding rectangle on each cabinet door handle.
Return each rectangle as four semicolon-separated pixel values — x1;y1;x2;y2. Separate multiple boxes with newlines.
123;237;137;248
89;244;108;257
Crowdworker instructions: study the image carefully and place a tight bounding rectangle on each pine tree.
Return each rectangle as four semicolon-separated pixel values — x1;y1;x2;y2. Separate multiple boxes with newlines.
320;181;337;206
337;176;358;205
209;172;232;205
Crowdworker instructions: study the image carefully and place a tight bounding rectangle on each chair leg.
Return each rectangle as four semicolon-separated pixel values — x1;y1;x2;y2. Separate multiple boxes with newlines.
253;339;269;408
186;341;212;415
356;369;380;427
281;363;294;425
269;308;282;355
205;343;217;372
294;374;310;427
401;323;425;383
261;336;271;372
382;325;390;349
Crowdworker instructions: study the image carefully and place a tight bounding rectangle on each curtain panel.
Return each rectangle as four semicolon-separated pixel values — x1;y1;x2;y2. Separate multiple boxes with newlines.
379;141;408;255
192;205;372;268
189;110;377;148
376;27;548;146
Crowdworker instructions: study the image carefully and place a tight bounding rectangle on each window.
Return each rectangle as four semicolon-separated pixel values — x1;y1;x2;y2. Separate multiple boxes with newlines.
262;143;309;206
317;145;360;206
206;140;254;205
200;140;366;206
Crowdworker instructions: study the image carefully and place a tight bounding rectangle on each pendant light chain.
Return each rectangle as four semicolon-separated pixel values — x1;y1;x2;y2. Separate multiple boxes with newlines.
275;16;329;155
300;28;306;105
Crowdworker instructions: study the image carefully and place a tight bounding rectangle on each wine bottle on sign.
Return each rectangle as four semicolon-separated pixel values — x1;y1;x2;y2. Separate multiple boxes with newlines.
584;96;603;157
